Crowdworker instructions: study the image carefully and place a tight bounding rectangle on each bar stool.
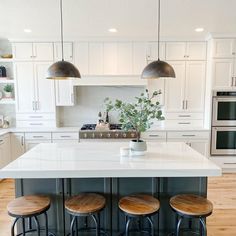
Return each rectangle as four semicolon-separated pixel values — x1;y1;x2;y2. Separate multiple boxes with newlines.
65;193;106;236
169;194;213;236
119;194;160;236
7;195;55;236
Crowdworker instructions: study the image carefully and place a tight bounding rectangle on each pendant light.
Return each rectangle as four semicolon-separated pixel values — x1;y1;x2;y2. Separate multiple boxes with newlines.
47;0;81;80
141;0;175;79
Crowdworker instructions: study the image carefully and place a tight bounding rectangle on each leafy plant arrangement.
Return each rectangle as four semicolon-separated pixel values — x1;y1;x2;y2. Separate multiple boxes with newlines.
104;89;164;142
3;84;13;92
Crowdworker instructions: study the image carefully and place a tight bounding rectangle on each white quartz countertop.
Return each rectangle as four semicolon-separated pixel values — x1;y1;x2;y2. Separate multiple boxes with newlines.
0;142;221;178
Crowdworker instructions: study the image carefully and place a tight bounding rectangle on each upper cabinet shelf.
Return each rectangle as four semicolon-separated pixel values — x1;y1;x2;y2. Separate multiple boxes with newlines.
0;58;13;62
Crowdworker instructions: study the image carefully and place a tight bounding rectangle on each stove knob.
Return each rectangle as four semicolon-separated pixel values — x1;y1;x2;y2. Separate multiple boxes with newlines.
100;133;103;137
123;133;127;138
107;133;111;138
92;133;95;138
115;133;119;138
131;133;135;138
83;133;87;138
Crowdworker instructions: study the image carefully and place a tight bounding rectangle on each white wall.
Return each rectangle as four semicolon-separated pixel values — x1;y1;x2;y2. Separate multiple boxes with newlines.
58;86;145;126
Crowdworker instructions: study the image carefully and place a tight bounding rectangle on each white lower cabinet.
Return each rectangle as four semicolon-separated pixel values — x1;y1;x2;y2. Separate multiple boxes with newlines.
10;133;25;161
0;134;11;168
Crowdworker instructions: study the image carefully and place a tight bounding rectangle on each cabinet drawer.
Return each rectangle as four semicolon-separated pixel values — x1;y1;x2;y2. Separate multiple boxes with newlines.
16;113;56;120
210;157;236;171
16;120;56;128
141;131;167;140
52;132;79;140
164;120;204;127
165;113;204;120
25;132;51;140
167;131;209;139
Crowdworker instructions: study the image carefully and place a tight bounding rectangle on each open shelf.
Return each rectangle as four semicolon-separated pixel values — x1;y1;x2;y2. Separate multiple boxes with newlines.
0;58;13;62
0;99;15;104
0;78;14;84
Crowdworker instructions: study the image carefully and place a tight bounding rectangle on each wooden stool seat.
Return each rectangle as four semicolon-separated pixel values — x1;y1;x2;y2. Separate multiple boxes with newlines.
65;193;106;214
7;195;50;217
119;194;160;216
170;194;213;216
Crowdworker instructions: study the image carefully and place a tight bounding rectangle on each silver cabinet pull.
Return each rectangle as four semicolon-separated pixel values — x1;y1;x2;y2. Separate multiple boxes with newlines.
178;115;191;117
36;101;40;110
234;77;236;87
29;123;43;126
224;163;236;165
149;134;159;137
71;94;74;104
21;136;24;146
29;116;43;118
60;135;71;138
178;122;191;125
182;100;185;110
33;136;44;138
232;77;234;86
32;101;35;111
182;134;196;137
185;100;188;110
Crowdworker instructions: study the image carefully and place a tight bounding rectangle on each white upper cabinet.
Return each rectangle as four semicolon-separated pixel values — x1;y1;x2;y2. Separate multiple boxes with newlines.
55;80;75;106
15;62;35;113
146;42;165;61
165;61;206;113
34;62;55;112
13;42;54;61
184;61;206;112
212;59;235;88
133;42;147;75
54;42;73;61
89;43;103;75
165;61;186;112
166;42;206;60
212;39;236;58
117;42;133;75
74;42;89;76
103;43;117;75
15;62;55;113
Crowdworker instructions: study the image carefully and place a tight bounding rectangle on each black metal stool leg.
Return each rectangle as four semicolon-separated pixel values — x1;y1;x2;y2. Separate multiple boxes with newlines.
147;216;154;236
200;217;207;236
22;218;26;236
125;217;131;236
176;216;183;236
189;218;192;230
11;218;19;236
98;212;101;236
91;214;99;236
70;216;76;236
33;216;40;236
75;216;78;236
28;217;32;230
44;212;49;236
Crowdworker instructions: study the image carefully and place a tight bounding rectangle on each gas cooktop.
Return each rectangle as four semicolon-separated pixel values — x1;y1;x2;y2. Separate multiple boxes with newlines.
80;124;122;131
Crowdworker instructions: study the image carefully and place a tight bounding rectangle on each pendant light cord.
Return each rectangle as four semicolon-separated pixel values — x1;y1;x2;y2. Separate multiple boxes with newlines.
157;0;160;60
60;0;64;61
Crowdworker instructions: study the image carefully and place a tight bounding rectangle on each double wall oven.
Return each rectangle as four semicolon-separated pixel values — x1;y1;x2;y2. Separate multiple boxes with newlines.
211;91;236;155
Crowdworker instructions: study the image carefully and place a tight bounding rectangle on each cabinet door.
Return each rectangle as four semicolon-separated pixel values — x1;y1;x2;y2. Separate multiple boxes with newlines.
25;140;51;151
13;43;33;61
146;42;165;61
212;39;235;58
185;61;206;112
190;141;208;156
103;43;117;75
74;42;89;75
55;80;75;106
89;43;103;75
0;135;11;167
166;42;186;60
186;42;207;60
15;62;35;113
54;42;73;61
117;42;133;75
212;59;234;88
33;43;54;61
133;42;147;75
10;133;25;160
34;62;55;112
165;61;185;112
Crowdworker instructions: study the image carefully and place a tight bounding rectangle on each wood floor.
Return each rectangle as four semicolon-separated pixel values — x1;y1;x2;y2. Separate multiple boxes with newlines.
0;175;235;236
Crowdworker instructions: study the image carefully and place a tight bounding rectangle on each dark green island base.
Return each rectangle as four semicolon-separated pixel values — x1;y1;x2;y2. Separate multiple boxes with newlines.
16;177;207;236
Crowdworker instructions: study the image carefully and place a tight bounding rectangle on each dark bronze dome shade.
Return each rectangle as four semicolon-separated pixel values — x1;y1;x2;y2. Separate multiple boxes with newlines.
46;60;81;80
141;59;175;79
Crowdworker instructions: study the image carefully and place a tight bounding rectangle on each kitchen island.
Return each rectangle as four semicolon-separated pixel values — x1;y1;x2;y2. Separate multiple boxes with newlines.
0;142;221;236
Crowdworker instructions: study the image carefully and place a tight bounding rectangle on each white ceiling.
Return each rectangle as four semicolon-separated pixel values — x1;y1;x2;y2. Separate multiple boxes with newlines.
0;0;236;41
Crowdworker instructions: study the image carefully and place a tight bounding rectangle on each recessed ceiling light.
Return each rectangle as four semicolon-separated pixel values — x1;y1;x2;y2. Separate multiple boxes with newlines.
195;28;204;32
108;28;117;33
24;29;32;33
